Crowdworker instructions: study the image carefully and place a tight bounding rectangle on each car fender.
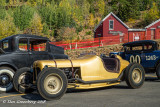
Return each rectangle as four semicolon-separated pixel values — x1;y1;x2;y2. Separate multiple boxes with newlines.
0;62;18;71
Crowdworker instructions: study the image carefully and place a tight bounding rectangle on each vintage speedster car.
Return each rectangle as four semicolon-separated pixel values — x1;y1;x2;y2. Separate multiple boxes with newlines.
0;34;68;92
110;40;160;79
13;54;145;100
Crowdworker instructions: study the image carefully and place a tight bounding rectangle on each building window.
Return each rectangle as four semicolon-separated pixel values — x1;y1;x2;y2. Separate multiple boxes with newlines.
109;20;114;30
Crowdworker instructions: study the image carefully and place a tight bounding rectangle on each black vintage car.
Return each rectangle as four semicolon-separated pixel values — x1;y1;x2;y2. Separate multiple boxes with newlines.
0;34;68;92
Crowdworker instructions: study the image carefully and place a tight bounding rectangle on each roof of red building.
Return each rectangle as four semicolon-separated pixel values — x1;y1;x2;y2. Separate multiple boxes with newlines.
94;12;129;31
145;18;160;29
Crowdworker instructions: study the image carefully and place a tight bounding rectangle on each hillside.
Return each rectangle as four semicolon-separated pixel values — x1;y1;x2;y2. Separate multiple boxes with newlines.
66;39;160;59
0;0;160;42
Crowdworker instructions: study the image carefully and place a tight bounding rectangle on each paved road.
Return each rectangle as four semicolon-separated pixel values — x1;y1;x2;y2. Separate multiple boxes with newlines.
0;74;160;107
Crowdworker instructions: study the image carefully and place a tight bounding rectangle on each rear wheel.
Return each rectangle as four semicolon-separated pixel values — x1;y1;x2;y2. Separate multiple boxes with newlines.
37;68;68;100
13;67;34;93
156;63;160;79
125;63;145;89
0;67;15;92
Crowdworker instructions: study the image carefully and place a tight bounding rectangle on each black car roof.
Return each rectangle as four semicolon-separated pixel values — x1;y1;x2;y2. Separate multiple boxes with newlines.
0;34;49;41
123;40;157;47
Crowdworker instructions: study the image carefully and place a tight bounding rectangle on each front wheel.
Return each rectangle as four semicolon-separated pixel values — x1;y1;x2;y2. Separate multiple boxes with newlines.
0;67;15;92
37;68;68;100
125;63;145;89
13;67;34;93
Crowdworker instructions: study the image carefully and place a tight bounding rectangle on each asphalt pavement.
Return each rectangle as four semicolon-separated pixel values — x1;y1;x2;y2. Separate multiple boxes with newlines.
0;74;160;107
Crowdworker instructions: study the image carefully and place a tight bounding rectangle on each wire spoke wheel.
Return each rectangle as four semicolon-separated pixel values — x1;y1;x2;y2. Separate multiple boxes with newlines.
18;72;33;89
13;67;34;93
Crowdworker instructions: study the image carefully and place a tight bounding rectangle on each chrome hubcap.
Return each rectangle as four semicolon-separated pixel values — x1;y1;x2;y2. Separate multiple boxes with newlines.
44;74;63;94
132;68;142;83
0;74;11;87
2;76;9;84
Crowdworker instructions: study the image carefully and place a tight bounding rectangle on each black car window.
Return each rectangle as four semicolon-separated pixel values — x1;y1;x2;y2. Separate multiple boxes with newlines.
132;46;143;51
29;39;47;52
19;38;28;51
2;40;9;50
125;45;143;53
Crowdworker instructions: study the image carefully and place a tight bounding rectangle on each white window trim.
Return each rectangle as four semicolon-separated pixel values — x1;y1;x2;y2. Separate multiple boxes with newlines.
109;20;114;30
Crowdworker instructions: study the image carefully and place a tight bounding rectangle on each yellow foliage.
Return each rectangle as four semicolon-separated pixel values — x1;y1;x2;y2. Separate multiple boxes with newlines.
9;0;19;5
0;14;18;40
149;2;159;19
27;0;37;7
28;13;43;35
57;27;77;43
128;18;136;23
88;14;95;27
97;0;105;17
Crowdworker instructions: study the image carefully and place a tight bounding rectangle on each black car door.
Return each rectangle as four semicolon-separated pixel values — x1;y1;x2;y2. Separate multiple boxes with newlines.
12;38;30;68
28;38;51;66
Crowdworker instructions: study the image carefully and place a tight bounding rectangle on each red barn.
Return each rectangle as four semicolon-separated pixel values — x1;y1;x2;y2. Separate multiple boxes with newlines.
94;12;129;42
128;29;146;42
94;12;160;44
145;19;160;40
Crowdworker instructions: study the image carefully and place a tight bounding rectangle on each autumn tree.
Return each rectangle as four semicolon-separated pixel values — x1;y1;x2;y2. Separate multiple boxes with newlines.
25;13;43;35
56;27;77;43
144;2;159;25
96;0;105;17
0;0;6;7
0;14;18;39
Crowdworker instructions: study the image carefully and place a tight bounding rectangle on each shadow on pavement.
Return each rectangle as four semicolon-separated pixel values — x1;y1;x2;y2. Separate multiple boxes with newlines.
145;77;160;82
66;84;130;94
21;92;44;101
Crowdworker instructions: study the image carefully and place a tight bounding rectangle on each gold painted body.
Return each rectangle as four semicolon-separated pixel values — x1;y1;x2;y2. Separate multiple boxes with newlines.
33;55;129;89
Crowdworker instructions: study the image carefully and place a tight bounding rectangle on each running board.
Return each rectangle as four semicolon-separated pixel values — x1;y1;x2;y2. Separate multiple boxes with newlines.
68;72;123;84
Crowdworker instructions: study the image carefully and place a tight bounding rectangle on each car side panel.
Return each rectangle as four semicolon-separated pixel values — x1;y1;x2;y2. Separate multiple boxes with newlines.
123;51;160;68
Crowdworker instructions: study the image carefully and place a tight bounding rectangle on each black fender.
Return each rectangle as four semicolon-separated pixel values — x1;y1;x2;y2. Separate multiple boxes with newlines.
0;62;18;71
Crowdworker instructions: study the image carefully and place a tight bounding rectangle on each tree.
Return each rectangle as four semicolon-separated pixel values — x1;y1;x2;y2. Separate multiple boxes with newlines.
97;0;105;17
13;5;35;30
38;2;58;29
25;13;43;35
0;9;7;20
0;14;18;39
56;27;77;43
144;2;159;25
27;0;37;6
0;0;6;7
88;13;94;28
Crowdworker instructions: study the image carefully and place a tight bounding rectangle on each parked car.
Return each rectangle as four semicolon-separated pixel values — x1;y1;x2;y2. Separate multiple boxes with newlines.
0;34;68;92
13;54;145;100
110;40;160;79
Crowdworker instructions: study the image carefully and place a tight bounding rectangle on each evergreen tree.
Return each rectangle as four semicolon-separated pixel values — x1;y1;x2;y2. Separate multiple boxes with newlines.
13;5;35;30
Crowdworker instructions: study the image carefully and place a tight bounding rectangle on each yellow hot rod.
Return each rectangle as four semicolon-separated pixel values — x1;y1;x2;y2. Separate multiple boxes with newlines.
13;54;145;100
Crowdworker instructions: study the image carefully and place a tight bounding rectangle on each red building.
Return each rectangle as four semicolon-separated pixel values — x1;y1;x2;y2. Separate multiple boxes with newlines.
94;12;160;43
145;19;160;40
94;12;129;42
128;29;145;42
